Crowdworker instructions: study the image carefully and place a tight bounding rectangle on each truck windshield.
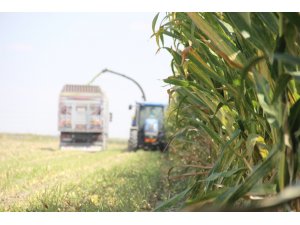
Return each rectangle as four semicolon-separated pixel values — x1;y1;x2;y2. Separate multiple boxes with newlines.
139;106;164;129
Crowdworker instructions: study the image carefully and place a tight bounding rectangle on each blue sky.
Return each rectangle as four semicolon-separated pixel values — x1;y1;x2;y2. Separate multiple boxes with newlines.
0;13;172;138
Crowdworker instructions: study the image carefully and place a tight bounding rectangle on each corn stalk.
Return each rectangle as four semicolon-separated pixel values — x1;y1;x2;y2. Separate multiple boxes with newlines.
153;12;300;211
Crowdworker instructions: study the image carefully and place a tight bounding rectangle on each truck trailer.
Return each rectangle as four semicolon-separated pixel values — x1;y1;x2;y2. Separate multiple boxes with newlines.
58;84;109;150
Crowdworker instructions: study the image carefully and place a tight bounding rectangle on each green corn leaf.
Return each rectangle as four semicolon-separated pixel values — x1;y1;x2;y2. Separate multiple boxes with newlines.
152;13;160;33
256;13;278;35
272;73;292;103
288;99;300;149
274;53;300;65
188;53;226;84
246;134;260;155
240;12;251;27
187;188;229;205
226;13;275;54
164;77;189;87
154;188;191;212
205;167;246;182
187;12;243;65
188;63;215;89
282;12;300;27
287;71;300;82
164;47;182;67
241;56;265;80
188;118;224;146
216;143;281;205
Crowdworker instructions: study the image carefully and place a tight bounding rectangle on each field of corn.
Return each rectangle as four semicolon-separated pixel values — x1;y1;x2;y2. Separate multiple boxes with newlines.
2;12;300;213
152;12;300;211
0;133;169;212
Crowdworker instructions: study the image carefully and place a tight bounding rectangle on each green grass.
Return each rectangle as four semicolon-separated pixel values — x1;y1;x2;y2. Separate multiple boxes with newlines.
0;133;168;212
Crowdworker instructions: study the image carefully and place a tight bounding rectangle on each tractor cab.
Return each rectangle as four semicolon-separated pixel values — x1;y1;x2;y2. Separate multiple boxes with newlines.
128;102;167;151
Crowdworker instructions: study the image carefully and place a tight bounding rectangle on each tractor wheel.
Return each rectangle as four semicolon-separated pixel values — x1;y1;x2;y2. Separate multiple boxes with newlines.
159;142;168;152
128;134;138;151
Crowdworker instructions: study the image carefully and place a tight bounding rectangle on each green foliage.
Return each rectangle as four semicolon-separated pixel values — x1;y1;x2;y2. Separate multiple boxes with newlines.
153;12;300;211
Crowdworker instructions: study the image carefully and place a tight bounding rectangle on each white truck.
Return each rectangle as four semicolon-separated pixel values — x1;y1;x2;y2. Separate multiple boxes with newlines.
58;84;109;150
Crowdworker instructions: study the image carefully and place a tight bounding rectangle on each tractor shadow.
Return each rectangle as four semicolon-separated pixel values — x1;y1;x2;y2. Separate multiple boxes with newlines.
39;147;57;152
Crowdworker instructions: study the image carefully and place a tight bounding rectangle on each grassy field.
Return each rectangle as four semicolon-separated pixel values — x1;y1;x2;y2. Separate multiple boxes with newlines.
0;133;168;212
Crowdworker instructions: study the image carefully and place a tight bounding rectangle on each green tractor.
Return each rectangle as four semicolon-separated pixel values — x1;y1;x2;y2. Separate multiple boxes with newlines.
128;102;168;151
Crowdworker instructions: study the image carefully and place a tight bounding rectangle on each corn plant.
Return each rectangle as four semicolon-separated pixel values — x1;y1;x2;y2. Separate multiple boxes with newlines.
153;12;300;211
